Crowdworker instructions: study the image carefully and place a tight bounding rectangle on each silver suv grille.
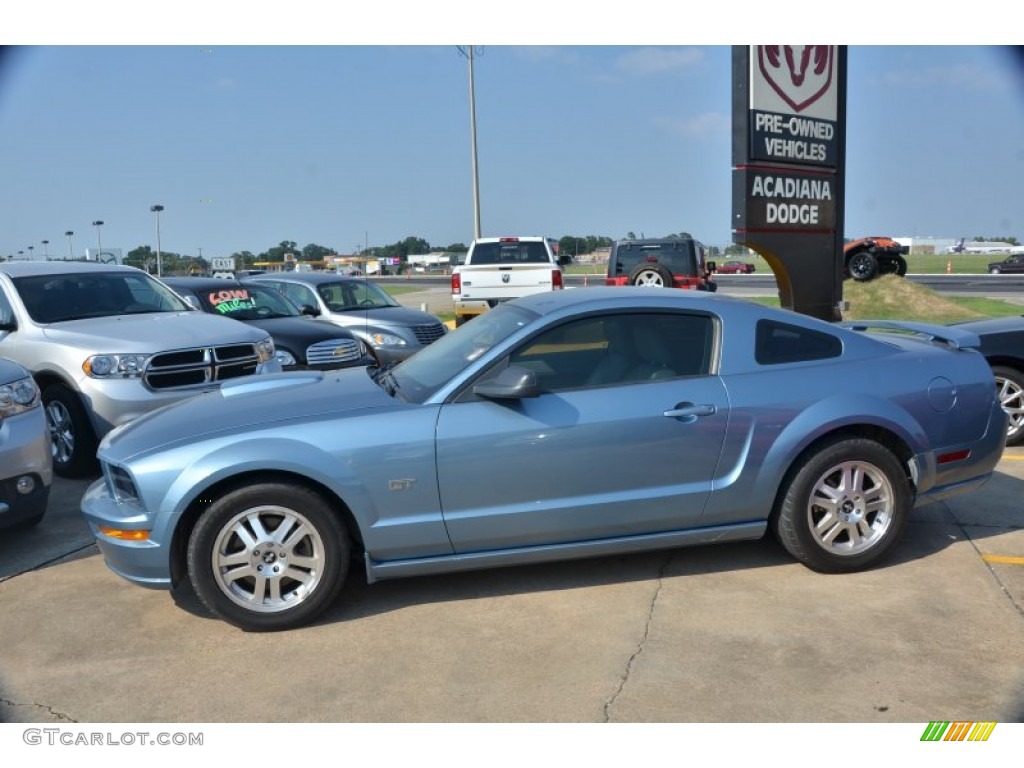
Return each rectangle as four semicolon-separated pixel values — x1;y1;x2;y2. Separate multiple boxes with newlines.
412;322;446;346
144;344;260;390
305;338;362;367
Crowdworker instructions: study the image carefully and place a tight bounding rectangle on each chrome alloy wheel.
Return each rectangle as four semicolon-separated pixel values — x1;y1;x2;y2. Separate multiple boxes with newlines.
211;505;327;613
806;460;894;556
996;373;1024;443
45;399;75;465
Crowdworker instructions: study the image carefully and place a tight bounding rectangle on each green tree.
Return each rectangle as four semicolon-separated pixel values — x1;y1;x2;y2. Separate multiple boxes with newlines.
301;243;335;262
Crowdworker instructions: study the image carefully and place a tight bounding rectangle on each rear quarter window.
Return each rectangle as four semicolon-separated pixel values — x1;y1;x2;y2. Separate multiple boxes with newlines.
755;319;842;365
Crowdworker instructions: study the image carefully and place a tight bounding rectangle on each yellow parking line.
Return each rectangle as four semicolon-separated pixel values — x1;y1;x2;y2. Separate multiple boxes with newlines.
1001;455;1024;461
982;555;1024;566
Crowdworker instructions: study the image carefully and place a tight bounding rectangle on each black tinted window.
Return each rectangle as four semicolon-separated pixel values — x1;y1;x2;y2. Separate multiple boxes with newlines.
470;241;551;265
755;320;842;365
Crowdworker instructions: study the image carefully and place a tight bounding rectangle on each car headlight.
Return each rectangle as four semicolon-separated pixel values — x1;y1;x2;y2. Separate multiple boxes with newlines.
275;349;297;367
83;354;150;378
256;337;276;363
104;463;141;506
0;376;41;416
355;331;407;348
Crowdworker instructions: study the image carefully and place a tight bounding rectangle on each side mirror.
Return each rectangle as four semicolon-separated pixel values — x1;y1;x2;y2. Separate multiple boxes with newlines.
474;365;542;400
182;295;201;310
299;304;320;317
706;261;717;272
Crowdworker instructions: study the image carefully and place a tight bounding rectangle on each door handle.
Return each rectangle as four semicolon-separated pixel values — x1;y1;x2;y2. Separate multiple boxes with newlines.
663;403;716;422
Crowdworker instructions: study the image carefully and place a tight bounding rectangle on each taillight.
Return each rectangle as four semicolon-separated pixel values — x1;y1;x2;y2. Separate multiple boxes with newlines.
552;270;563;290
451;273;461;294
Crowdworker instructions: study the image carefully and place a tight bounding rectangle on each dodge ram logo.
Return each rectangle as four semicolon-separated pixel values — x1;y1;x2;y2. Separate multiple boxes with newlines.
501;273;511;284
758;46;833;113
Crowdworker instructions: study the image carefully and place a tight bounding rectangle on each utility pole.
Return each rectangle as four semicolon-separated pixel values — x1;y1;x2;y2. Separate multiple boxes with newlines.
457;46;482;240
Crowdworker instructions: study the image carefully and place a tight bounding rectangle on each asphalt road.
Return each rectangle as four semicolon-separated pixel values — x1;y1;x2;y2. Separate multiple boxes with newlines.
1;446;1022;724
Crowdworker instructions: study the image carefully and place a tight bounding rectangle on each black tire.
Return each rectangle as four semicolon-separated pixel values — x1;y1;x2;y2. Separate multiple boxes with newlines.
894;256;908;277
771;437;912;573
989;267;1002;275
629;263;674;287
42;384;99;478
187;483;351;631
992;365;1024;446
846;251;878;282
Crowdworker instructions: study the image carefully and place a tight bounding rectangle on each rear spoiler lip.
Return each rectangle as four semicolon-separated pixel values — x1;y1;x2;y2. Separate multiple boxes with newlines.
837;320;981;351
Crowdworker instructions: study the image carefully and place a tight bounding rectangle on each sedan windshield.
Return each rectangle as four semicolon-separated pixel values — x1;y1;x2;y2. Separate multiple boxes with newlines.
197;284;300;320
316;280;400;312
14;271;191;323
387;303;537;403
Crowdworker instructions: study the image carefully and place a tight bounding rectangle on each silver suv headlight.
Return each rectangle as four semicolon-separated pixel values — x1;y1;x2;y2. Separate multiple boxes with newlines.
83;353;150;378
256;337;276;363
0;376;41;417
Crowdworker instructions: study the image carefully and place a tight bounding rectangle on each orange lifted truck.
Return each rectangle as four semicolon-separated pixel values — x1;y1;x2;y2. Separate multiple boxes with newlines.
844;237;909;282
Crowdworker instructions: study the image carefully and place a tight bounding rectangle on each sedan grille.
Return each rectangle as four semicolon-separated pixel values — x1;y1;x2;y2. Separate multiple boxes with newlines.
145;344;261;390
411;322;446;346
305;338;363;367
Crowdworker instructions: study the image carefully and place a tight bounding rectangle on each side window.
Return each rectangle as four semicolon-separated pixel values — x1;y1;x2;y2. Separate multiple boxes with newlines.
283;283;316;308
0;287;14;326
755;319;842;365
507;312;714;392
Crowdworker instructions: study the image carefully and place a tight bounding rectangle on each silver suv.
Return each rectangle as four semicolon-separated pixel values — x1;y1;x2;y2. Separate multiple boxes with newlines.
0;261;279;477
0;356;50;530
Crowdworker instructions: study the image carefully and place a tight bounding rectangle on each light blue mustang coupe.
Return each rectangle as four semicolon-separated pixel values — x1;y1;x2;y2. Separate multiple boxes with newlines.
81;288;1007;631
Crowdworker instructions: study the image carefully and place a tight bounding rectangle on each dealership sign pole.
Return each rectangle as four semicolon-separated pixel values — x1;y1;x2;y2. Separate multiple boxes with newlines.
732;46;847;321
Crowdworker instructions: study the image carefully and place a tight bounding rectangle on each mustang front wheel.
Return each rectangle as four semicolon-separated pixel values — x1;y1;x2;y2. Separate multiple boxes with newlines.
772;438;912;573
187;483;350;631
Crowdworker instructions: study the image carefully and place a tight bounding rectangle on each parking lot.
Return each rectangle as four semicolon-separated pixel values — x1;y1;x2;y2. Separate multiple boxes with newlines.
1;444;1022;723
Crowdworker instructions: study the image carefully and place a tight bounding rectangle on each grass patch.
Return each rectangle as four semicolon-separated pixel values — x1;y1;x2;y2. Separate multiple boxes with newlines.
752;275;1022;322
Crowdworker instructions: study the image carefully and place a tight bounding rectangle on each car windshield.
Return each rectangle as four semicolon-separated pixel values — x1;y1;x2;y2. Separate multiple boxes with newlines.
316;280;400;311
195;284;300;320
13;271;191;323
386;303;537;403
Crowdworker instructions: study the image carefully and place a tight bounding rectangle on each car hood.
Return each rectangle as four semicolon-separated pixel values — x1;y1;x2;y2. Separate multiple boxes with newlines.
950;315;1024;334
243;316;354;344
331;305;439;326
99;367;399;462
42;312;267;349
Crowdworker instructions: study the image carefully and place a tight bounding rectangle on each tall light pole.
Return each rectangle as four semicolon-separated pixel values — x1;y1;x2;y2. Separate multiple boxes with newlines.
150;205;164;276
457;46;482;240
65;230;74;259
27;245;34;260
92;220;104;261
41;239;49;259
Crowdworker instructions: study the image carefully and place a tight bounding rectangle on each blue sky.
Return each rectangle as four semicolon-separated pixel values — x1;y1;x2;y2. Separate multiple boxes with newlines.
2;14;1022;260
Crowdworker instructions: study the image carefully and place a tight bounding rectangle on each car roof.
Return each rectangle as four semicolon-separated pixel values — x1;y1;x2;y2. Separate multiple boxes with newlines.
0;260;143;277
247;272;364;285
512;285;752;316
161;276;245;291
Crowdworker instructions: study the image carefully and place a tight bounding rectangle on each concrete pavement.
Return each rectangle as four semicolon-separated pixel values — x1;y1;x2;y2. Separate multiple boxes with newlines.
0;449;1021;723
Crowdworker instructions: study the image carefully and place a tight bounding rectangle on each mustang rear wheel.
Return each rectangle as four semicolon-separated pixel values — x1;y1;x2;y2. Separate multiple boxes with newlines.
187;483;350;631
993;366;1024;446
772;438;912;573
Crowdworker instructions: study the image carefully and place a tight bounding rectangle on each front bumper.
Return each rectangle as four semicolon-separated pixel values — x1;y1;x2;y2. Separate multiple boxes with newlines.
80;477;172;589
0;407;52;529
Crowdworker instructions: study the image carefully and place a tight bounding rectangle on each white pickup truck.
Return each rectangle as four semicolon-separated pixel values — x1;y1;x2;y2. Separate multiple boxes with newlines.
450;236;569;326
